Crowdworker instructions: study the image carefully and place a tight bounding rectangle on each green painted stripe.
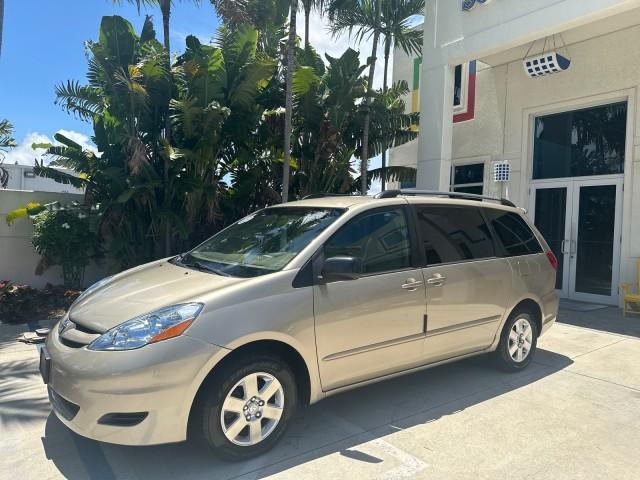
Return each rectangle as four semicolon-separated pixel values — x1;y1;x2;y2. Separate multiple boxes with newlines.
413;57;422;91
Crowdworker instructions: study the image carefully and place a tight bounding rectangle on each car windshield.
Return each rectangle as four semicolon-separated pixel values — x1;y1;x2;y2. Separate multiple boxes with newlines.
180;207;344;278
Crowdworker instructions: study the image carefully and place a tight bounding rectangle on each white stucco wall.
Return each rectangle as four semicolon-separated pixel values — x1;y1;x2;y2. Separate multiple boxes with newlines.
417;0;640;193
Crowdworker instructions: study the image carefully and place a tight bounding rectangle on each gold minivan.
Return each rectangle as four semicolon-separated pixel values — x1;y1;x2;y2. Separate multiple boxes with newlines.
41;191;558;460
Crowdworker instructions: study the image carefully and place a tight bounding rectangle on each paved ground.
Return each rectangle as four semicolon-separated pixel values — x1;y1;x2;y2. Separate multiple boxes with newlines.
1;306;640;480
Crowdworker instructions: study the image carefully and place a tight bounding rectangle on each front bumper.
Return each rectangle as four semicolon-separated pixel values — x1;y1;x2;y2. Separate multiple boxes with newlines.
45;326;228;446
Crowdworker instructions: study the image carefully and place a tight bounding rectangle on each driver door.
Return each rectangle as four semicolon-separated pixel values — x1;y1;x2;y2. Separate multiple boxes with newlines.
313;206;427;391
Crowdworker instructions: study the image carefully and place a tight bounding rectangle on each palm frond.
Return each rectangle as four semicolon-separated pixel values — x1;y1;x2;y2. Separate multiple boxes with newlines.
33;161;88;189
55;81;102;120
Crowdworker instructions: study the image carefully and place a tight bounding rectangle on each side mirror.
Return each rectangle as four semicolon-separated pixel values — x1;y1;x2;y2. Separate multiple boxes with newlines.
321;256;362;282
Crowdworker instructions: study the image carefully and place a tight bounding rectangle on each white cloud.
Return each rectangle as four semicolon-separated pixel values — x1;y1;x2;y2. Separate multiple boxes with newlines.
1;132;51;167
297;10;386;89
2;130;97;167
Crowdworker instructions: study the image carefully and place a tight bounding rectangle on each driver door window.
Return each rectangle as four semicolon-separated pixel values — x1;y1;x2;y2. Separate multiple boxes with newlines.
324;208;411;274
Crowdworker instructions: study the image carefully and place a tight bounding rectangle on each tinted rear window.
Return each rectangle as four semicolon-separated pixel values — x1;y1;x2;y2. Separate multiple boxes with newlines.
484;209;542;257
415;205;495;265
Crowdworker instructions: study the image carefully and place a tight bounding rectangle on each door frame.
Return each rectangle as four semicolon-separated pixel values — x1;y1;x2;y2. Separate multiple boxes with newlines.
528;180;574;299
568;176;623;305
520;89;636;307
529;175;624;305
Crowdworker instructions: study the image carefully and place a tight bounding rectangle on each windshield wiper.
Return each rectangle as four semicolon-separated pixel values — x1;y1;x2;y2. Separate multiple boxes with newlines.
174;254;231;277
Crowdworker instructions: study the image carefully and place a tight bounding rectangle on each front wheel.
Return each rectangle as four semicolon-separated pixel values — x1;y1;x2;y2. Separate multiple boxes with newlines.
196;355;298;461
495;309;538;371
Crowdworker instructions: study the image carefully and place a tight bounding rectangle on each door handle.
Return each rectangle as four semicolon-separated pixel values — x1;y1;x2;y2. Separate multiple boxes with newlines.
561;239;570;256
569;239;577;258
426;274;447;287
401;278;423;291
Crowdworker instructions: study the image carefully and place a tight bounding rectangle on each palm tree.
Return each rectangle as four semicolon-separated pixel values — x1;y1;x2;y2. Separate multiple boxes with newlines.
0;118;16;188
301;0;325;50
282;0;298;202
330;0;423;191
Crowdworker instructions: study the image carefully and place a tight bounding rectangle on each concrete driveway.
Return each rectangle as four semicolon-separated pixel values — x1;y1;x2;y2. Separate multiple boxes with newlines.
1;309;639;479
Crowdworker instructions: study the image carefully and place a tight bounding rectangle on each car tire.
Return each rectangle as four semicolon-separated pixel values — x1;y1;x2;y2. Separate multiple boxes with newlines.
495;308;538;372
196;354;298;461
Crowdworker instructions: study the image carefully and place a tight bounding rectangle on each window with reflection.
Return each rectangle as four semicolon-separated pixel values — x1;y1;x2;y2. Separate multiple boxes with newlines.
533;102;626;179
416;205;495;265
450;163;484;195
324;208;411;275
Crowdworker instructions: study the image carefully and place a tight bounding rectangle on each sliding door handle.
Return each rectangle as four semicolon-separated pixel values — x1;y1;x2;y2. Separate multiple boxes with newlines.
426;274;447;287
401;278;423;291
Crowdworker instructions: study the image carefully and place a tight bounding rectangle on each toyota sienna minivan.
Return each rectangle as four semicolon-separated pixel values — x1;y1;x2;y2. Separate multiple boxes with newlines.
41;190;558;460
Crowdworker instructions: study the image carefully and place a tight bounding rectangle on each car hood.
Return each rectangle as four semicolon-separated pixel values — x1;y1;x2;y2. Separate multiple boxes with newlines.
69;259;245;333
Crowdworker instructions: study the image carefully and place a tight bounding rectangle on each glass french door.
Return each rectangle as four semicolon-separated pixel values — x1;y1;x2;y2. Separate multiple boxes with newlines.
530;177;623;304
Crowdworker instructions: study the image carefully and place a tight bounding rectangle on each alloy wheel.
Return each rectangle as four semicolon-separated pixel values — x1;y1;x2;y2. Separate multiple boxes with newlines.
220;372;285;446
508;317;533;362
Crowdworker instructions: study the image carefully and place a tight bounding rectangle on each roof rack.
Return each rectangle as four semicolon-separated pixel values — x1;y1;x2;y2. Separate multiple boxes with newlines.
374;189;517;208
301;193;354;200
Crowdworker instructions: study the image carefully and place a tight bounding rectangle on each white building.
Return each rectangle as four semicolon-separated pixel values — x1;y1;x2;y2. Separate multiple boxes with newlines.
1;163;84;194
390;0;640;306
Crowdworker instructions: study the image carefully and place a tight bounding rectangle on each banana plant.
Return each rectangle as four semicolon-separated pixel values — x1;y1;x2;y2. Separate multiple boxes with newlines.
291;48;416;197
36;15;278;269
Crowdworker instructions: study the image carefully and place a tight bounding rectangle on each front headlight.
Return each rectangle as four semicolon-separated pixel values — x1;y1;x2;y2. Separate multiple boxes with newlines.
88;303;203;351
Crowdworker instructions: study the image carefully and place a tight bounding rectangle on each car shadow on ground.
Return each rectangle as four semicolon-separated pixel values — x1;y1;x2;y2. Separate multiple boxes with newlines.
41;349;573;480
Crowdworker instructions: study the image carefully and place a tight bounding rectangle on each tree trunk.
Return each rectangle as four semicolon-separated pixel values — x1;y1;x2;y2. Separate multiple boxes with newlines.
381;38;391;192
161;0;172;255
304;6;310;50
282;0;297;203
0;0;4;57
360;0;382;196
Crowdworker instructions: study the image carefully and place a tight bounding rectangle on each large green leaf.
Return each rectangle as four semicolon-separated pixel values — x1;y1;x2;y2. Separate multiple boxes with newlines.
293;66;320;96
99;16;138;68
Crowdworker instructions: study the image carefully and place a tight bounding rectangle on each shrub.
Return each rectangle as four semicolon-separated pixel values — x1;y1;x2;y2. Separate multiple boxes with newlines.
31;208;99;288
6;202;100;289
0;281;80;324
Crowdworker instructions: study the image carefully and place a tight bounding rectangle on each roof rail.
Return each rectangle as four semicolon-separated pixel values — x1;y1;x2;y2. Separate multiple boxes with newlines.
374;189;517;208
302;193;354;200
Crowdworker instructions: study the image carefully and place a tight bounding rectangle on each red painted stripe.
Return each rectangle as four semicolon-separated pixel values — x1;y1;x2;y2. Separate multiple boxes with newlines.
453;72;476;123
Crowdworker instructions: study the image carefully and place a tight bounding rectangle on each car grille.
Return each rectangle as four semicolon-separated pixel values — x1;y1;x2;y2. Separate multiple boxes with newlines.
59;316;102;348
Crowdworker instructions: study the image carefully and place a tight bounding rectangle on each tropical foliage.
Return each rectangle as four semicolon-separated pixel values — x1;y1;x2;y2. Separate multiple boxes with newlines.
291;47;417;195
0;118;16;188
33;16;277;269
11;0;422;277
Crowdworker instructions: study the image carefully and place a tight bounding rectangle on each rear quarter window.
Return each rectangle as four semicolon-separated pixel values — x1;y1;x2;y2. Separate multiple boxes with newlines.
484;209;543;257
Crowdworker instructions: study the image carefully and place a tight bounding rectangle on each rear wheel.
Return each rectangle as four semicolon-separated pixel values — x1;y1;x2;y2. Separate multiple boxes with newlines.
495;309;538;371
196;355;297;461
